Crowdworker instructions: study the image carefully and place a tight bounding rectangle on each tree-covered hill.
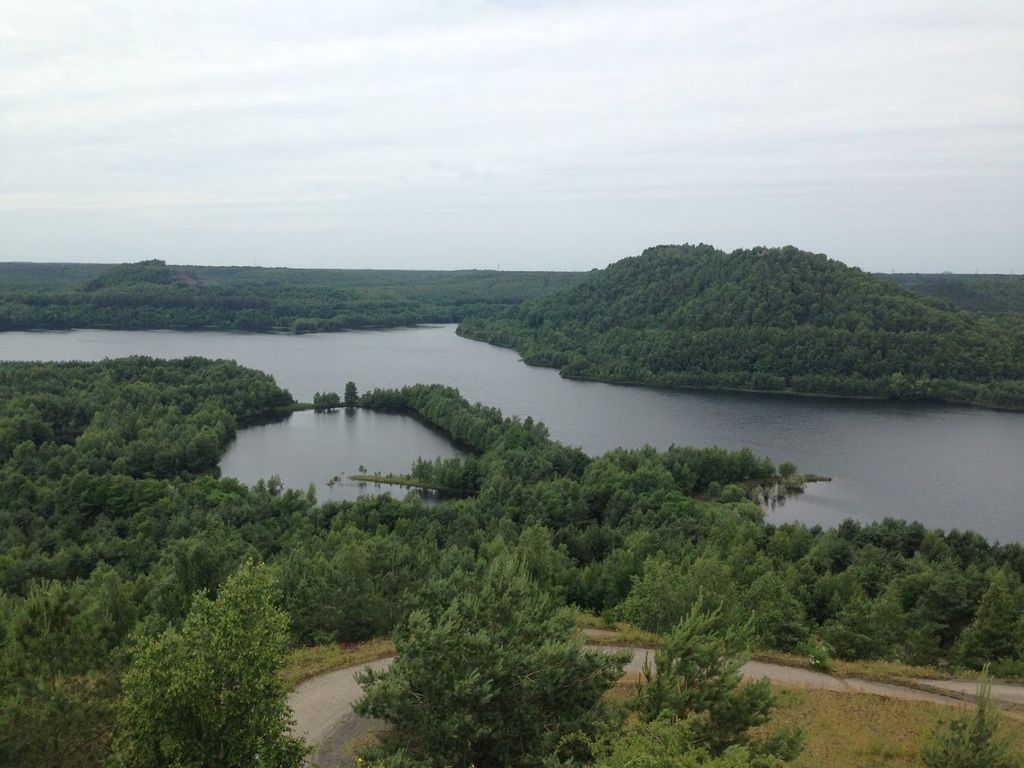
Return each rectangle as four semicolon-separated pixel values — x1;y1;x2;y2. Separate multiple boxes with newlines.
882;272;1024;315
0;260;585;333
457;244;1024;410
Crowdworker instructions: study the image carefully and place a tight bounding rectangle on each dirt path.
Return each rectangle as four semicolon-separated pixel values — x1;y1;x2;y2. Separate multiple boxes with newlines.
289;646;1019;767
288;657;391;767
914;677;1024;705
614;647;962;705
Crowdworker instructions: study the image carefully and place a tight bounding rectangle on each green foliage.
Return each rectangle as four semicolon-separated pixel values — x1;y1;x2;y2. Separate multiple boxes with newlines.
921;675;1022;768
355;557;629;768
459;244;1024;410
741;571;808;652
820;591;892;660
344;380;359;406
954;570;1022;668
0;578;121;768
805;641;832;672
621;554;740;636
112;561;306;768
0;260;585;332
0;356;292;478
592;716;792;768
632;598;783;757
275;532;389;643
312;391;342;411
885;273;1024;315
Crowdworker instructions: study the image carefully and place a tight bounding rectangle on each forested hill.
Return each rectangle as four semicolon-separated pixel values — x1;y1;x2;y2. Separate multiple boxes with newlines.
457;244;1024;410
881;272;1024;314
0;260;584;333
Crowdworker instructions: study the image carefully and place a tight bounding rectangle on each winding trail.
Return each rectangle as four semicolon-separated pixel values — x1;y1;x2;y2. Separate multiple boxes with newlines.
288;646;1020;767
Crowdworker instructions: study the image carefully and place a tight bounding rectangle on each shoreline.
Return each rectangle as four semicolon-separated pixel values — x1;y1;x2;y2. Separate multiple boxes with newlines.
454;328;1024;414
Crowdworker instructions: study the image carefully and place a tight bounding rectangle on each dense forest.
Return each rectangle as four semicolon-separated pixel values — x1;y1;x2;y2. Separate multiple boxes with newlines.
458;245;1024;410
0;260;584;333
2;359;1023;766
883;273;1024;315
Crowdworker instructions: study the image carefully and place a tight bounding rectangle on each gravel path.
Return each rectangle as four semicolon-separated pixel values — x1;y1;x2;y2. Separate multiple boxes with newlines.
289;646;1020;767
616;647;961;704
915;678;1024;705
289;657;391;767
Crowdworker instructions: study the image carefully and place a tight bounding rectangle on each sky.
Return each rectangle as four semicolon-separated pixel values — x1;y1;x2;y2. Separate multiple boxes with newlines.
1;0;1022;273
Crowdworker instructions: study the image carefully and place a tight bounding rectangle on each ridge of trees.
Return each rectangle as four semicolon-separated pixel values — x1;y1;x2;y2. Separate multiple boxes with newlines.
457;244;1024;410
0;260;585;333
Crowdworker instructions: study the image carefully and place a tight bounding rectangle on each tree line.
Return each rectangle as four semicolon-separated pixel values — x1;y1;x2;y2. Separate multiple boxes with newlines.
0;259;584;333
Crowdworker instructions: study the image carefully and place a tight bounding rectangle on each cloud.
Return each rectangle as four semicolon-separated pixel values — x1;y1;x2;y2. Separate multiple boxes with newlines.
1;0;1022;270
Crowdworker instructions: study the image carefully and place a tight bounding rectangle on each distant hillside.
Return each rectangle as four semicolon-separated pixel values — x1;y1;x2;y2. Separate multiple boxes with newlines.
83;259;198;290
458;244;1024;410
881;273;1024;314
0;261;584;333
0;262;108;288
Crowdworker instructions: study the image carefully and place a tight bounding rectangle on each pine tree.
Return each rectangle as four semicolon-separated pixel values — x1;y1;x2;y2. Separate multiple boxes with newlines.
922;675;1022;768
632;596;789;757
955;571;1020;668
356;556;628;768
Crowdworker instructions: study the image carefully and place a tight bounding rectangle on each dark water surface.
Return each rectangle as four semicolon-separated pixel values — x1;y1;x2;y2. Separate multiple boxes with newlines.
2;325;1021;542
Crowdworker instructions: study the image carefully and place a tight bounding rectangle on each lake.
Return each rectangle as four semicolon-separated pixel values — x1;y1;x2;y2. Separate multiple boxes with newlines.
219;409;464;503
1;325;1021;542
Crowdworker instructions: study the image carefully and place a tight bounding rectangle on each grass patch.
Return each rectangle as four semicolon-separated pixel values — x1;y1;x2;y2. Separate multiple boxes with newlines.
280;638;395;688
604;665;1024;767
350;473;456;493
759;687;1024;768
578;612;661;648
752;648;956;682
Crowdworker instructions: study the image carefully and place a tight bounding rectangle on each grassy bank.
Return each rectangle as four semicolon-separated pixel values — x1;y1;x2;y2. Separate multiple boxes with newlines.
349;473;460;493
281;638;396;688
765;687;1023;767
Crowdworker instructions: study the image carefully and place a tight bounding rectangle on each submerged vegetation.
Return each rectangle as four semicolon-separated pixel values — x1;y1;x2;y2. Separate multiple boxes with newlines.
1;359;1024;766
458;244;1024;410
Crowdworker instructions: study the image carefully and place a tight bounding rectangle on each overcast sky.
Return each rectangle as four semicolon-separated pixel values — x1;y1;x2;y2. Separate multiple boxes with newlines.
2;1;1022;272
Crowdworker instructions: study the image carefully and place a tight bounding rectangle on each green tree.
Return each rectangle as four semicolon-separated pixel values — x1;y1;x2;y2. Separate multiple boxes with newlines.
741;571;808;651
593;716;797;768
112;561;306;768
921;675;1022;768
955;571;1021;669
355;557;629;768
313;391;342;412
821;591;891;660
633;597;793;758
0;580;117;768
344;381;359;406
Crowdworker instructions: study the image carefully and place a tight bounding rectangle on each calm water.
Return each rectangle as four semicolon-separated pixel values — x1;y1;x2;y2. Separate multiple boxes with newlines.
1;325;1022;542
219;409;464;503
